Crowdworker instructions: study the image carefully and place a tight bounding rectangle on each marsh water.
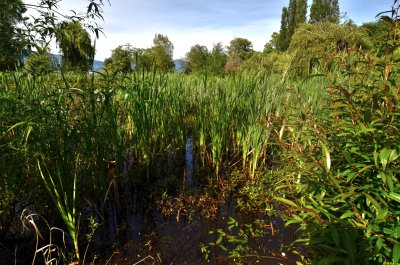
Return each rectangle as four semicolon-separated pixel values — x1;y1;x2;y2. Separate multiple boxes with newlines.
1;138;297;265
86;138;298;264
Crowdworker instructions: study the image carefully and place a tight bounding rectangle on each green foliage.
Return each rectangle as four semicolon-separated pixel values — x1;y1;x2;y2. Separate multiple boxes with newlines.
288;22;371;78
264;32;280;54
185;43;227;75
104;44;134;74
201;217;267;264
0;0;26;71
38;158;80;261
55;21;95;71
295;0;308;25
185;44;209;73
24;45;55;75
277;7;290;52
268;7;400;262
20;0;106;44
133;48;154;72
0;0;106;72
310;0;340;23
361;19;394;56
208;42;227;76
274;0;308;53
150;33;175;72
225;37;253;73
309;222;368;264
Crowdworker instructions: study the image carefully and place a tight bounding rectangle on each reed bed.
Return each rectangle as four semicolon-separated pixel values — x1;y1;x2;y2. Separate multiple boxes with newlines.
0;71;328;187
0;69;327;261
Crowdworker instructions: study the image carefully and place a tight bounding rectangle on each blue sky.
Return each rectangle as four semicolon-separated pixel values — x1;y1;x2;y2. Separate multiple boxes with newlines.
28;0;394;60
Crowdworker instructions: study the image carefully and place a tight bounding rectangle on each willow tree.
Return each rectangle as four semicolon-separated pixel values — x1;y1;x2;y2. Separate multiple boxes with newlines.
288;22;371;77
55;21;95;71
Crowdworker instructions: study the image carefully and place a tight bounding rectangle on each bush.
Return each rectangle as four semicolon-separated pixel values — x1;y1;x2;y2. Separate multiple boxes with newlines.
270;30;400;264
287;22;371;78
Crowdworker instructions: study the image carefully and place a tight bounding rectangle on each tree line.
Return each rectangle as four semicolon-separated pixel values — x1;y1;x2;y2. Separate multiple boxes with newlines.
0;0;394;78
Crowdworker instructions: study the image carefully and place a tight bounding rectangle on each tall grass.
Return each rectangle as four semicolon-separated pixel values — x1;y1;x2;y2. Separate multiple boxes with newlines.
0;69;326;262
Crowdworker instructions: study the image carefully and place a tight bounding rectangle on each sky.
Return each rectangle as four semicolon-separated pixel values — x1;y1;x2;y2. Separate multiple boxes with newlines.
26;0;394;61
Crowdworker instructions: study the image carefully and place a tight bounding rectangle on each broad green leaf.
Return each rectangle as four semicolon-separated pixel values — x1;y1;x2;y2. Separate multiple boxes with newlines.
386;192;400;203
393;243;400;265
376;237;383;251
340;211;354;219
380;148;399;169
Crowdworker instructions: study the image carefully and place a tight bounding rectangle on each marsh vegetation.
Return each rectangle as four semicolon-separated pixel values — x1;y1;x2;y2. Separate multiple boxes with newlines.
1;0;400;264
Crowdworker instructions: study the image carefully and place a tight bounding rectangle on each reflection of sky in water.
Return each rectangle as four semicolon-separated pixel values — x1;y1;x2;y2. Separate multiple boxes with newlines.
186;138;194;186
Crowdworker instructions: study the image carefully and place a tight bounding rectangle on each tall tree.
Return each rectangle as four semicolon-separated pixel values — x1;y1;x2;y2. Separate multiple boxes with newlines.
288;0;298;39
225;37;253;73
104;44;134;73
275;0;308;52
55;21;95;71
186;44;209;73
151;33;175;72
0;0;26;71
134;48;154;72
264;32;280;53
277;7;290;51
227;37;253;61
208;42;227;76
310;0;340;23
296;0;308;25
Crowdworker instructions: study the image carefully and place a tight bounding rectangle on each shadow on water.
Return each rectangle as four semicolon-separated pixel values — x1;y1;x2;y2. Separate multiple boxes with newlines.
89;138;299;265
0;138;299;264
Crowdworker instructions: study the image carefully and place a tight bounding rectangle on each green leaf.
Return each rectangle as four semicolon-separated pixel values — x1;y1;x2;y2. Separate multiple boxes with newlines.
387;172;394;192
274;197;299;208
380;148;399;169
386;192;400;203
218;245;228;252
393;243;400;265
343;150;353;164
340;211;354;219
376;237;383;251
364;193;381;212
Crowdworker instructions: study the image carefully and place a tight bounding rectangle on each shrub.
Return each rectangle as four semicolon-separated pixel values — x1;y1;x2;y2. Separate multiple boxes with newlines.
287;22;371;78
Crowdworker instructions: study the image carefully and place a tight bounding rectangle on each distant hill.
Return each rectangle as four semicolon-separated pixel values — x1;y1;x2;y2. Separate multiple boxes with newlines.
93;60;104;71
51;54;104;71
174;59;189;72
